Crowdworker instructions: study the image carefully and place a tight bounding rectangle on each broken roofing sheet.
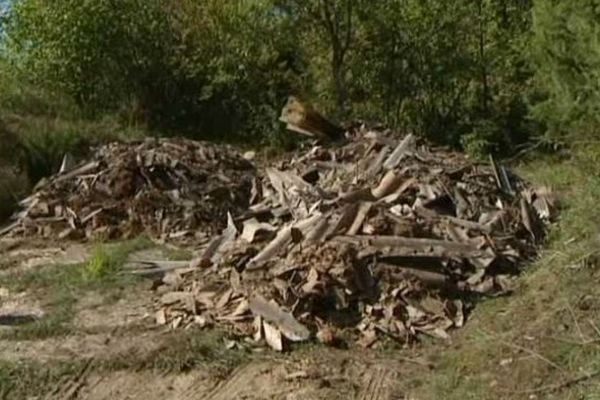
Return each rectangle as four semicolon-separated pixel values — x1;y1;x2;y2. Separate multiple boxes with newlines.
151;127;557;350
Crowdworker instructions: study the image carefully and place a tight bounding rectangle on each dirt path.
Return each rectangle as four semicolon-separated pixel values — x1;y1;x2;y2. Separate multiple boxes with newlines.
46;354;407;400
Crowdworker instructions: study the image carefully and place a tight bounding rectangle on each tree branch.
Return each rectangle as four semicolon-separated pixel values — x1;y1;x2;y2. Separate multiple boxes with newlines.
342;0;353;54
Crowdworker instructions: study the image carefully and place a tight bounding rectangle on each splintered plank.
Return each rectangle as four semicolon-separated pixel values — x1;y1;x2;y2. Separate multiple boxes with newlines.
383;134;415;170
335;235;491;258
248;295;310;342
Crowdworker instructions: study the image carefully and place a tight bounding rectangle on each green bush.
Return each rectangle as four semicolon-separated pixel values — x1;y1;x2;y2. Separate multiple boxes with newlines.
0;0;539;156
0;167;27;222
2;0;301;143
0;57;144;185
4;0;171;112
286;0;534;154
530;0;600;144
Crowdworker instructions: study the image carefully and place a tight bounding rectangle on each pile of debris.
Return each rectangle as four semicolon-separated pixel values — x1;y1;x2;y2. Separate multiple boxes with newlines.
0;96;557;350
149;128;557;350
0;138;255;243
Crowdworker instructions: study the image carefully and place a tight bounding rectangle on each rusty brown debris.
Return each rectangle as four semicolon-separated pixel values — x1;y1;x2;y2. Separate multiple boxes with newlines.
0;138;255;244
146;127;555;350
0;124;556;351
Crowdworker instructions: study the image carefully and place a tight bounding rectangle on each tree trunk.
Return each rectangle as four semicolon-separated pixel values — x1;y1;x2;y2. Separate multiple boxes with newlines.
332;50;348;117
478;0;489;115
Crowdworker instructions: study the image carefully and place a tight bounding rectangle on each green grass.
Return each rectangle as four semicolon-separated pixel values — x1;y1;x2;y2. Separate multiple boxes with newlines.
139;330;249;375
401;154;600;399
2;238;153;341
156;244;194;262
0;359;90;400
83;237;153;280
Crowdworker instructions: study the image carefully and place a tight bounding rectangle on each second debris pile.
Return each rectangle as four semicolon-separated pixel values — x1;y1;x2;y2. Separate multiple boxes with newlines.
0;138;255;243
152;128;556;350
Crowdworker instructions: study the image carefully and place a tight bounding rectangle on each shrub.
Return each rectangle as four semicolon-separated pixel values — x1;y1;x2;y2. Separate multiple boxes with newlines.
530;0;600;143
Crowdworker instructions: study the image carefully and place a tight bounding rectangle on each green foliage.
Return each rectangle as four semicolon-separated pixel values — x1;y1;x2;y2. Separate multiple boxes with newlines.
5;0;171;111
84;245;117;281
2;0;300;143
0;0;556;158
349;0;533;152
83;238;152;282
461;120;505;160
530;0;600;143
0;59;144;189
166;0;303;142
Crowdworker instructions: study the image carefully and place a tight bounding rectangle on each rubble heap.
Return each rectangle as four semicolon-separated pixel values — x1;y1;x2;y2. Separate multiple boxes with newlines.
148;129;557;349
0;138;255;243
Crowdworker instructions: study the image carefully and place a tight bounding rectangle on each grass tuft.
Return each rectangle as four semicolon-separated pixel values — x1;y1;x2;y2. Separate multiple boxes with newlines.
84;244;118;280
141;330;249;376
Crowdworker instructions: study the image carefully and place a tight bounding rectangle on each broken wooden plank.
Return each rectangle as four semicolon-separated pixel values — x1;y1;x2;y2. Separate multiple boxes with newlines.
520;196;537;240
489;154;514;195
53;161;101;185
334;235;491;258
366;145;390;178
240;218;276;243
347;202;372;235
383;134;415;170
304;214;330;243
279;96;345;141
263;321;284;351
249;295;310;342
0;221;19;237
371;170;403;199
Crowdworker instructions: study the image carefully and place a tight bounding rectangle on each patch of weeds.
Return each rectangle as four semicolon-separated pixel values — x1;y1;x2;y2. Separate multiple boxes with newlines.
8;237;152;293
83;236;153;282
0;359;89;400
2;237;153;340
83;244;117;280
139;329;249;377
8;261;82;294
403;158;600;400
160;245;194;261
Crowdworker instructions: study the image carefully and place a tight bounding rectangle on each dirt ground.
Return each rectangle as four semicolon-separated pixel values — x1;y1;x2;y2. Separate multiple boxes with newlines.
0;239;421;400
1;210;599;400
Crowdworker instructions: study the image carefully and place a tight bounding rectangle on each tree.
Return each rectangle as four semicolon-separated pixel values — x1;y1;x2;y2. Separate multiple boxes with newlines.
3;0;303;142
530;0;600;143
1;0;535;153
4;0;172;112
281;0;358;118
